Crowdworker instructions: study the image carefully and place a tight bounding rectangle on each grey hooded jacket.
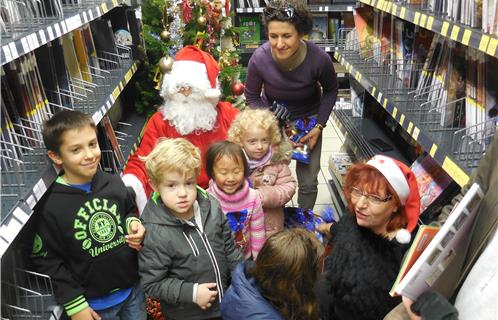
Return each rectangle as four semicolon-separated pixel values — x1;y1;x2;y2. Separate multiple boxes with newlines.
138;187;242;320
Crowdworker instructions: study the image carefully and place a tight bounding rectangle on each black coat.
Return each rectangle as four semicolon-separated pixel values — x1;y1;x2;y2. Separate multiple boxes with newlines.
318;213;409;320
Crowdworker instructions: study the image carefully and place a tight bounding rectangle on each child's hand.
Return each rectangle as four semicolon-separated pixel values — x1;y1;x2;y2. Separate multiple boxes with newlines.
125;220;145;251
70;306;101;320
316;222;333;235
196;283;218;310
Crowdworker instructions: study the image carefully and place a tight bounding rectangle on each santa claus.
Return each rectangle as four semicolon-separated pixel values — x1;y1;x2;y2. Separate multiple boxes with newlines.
122;45;239;212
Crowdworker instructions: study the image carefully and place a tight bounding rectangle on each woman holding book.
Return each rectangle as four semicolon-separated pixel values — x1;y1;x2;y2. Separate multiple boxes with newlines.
244;0;338;210
316;155;420;320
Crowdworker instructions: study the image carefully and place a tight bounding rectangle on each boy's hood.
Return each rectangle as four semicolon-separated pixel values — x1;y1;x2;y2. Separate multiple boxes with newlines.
51;169;110;194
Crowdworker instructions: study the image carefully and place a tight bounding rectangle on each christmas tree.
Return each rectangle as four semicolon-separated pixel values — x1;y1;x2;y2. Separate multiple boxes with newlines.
135;0;246;115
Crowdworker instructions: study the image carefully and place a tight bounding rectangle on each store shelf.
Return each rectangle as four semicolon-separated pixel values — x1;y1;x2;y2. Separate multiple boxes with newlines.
0;0;129;66
331;108;409;163
309;3;357;12
333;51;471;186
327;176;347;217
359;0;498;59
235;3;357;13
0;61;139;259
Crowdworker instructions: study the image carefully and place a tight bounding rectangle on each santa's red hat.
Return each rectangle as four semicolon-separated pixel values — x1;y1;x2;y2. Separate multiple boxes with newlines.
161;45;221;101
366;155;420;243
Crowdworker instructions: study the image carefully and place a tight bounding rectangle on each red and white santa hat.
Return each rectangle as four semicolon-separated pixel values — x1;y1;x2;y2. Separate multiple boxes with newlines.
161;45;221;100
366;155;420;243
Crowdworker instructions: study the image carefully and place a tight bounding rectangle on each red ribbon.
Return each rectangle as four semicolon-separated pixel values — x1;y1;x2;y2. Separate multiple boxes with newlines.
181;0;192;23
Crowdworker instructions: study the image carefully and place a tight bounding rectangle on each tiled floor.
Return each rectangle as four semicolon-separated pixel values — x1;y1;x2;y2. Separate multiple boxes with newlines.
288;116;347;217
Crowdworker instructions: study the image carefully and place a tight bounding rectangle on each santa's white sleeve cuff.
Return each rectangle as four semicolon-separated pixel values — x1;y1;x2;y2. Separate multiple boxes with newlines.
121;173;148;215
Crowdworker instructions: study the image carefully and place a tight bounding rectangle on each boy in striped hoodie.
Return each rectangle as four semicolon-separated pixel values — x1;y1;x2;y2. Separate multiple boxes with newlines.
206;141;267;260
138;138;241;320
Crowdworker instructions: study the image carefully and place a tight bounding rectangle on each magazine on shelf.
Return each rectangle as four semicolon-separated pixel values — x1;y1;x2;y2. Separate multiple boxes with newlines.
410;154;452;214
239;16;261;47
390;224;440;297
309;14;329;42
393;183;484;300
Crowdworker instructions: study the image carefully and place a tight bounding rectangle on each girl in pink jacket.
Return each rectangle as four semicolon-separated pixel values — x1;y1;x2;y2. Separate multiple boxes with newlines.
206;141;266;260
228;109;297;237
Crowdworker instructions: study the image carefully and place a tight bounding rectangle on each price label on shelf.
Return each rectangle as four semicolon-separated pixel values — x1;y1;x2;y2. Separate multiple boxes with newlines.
462;29;472;45
66;14;82;32
450;25;460;41
8;42;19;60
13;207;29;224
47;26;55;40
38;30;47;44
54;23;62;37
479;34;490;52
2;45;12;62
20;37;30;53
487;38;497;56
0;219;22;243
426;16;434;30
430;144;438;157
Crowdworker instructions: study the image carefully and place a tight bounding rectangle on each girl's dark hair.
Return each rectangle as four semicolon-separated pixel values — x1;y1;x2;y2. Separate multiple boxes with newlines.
247;229;324;320
262;0;313;34
42;110;96;153
205;141;250;179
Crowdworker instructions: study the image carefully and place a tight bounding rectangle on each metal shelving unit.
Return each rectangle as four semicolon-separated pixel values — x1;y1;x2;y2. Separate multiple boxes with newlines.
359;0;498;59
1;0;146;317
0;61;139;259
1;0;129;66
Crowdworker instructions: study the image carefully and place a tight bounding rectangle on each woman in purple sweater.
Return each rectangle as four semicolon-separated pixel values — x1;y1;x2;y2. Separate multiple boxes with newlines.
244;0;338;210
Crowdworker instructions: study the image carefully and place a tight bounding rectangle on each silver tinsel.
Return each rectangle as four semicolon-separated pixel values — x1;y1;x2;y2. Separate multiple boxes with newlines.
167;0;185;56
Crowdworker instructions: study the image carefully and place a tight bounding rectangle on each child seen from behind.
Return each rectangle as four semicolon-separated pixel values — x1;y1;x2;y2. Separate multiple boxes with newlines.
206;141;266;260
31;110;146;320
221;228;324;319
228;109;296;236
138;138;242;320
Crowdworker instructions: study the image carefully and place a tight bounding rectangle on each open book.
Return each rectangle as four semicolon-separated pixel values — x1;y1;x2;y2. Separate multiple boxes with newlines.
390;225;440;297
392;183;484;300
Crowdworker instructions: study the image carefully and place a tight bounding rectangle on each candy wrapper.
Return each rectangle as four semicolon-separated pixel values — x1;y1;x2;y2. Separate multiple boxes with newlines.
284;206;336;243
284;116;317;164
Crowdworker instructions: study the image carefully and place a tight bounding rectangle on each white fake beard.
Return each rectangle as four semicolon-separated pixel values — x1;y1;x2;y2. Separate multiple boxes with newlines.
161;92;218;135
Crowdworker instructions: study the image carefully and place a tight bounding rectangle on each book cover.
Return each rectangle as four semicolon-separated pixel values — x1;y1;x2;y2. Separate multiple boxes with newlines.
353;7;375;59
309;14;328;42
390;225;440;297
394;183;484;300
72;29;93;83
239;16;261;47
410;154;452;214
61;33;83;84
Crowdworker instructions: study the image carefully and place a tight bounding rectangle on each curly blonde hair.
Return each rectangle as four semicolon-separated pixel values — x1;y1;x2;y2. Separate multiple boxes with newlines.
228;109;282;146
247;228;324;320
141;138;201;186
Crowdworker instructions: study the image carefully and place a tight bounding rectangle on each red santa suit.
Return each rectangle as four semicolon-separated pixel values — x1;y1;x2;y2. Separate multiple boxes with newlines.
122;46;239;212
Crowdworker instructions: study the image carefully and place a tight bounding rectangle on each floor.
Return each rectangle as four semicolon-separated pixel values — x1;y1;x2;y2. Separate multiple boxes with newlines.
287;116;347;217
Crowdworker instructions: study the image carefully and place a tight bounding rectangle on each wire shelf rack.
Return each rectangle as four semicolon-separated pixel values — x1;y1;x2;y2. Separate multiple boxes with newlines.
336;29;497;174
1;269;57;319
1;45;133;222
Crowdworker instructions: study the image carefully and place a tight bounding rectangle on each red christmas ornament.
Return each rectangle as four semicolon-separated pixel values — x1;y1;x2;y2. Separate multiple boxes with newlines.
231;82;245;96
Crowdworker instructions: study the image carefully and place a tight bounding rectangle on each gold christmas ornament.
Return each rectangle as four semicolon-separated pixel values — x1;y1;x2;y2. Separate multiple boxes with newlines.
160;29;171;41
159;55;174;73
197;15;207;26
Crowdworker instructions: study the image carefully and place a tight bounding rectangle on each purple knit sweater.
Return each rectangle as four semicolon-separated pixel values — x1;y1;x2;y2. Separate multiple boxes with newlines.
244;40;339;126
207;180;266;260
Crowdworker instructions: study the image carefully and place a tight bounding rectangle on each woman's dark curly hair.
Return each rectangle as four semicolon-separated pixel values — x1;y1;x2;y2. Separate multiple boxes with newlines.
262;0;313;34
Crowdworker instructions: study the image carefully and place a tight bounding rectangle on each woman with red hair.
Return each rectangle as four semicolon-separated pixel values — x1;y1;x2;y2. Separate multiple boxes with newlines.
317;155;421;320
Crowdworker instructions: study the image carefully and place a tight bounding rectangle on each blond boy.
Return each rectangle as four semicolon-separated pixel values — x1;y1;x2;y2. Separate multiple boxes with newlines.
138;138;241;320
